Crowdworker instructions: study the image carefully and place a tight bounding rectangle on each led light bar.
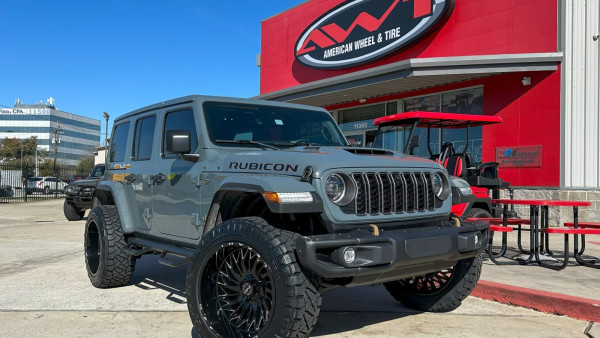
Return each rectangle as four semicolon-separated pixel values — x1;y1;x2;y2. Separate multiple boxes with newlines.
263;192;314;204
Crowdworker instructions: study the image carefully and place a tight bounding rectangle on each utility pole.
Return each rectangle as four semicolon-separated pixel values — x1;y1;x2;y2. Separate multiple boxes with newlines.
103;112;109;164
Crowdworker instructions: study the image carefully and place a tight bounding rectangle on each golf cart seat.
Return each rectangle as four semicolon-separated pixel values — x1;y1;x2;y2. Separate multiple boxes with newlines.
478;162;500;179
445;154;468;177
435;142;455;166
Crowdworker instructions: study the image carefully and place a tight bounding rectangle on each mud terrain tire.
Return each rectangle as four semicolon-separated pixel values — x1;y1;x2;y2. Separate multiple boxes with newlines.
186;217;321;338
384;254;482;312
64;200;85;221
84;205;135;288
465;207;492;219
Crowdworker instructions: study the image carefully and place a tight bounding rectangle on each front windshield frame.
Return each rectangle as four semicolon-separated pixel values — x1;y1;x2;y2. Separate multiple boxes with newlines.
203;101;348;148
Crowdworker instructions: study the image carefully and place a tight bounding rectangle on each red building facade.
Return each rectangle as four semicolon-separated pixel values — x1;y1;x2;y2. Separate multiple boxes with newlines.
259;0;562;187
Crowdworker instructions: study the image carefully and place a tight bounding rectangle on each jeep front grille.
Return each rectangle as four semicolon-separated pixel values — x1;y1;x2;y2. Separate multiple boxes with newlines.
349;172;436;216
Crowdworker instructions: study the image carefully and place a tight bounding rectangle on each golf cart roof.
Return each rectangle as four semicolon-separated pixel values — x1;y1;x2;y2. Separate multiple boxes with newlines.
373;111;503;128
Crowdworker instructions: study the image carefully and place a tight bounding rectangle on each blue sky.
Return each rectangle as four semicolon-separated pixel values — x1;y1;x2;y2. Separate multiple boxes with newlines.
0;0;304;135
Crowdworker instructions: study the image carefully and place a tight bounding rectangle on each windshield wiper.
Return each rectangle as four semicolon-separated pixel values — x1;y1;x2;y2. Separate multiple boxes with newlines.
274;140;314;147
215;139;280;150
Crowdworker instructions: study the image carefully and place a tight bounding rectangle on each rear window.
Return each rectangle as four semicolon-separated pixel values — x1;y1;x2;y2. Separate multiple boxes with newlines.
133;115;157;161
28;178;42;182
110;122;131;162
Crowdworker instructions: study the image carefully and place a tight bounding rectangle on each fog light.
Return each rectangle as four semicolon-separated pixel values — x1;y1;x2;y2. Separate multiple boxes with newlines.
343;247;356;264
475;232;482;246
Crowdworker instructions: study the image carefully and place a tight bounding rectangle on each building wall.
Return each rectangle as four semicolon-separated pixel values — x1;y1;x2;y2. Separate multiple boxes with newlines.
261;0;559;94
562;0;600;188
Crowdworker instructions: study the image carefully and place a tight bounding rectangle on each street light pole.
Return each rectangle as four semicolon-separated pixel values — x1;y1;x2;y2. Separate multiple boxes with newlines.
103;112;109;164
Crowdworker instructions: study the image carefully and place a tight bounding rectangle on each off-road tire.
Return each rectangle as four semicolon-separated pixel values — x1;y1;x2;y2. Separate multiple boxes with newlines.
186;217;321;338
383;254;482;312
84;205;135;288
465;207;492;219
64;200;85;221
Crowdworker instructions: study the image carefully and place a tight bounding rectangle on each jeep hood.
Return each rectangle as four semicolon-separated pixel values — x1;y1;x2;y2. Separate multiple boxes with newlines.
69;177;101;187
218;146;442;178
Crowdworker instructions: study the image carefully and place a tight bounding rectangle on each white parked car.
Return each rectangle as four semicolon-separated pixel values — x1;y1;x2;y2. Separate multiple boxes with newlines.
26;177;67;194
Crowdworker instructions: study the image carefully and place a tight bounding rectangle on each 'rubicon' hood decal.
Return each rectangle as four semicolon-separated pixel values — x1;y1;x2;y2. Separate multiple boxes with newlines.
221;147;441;178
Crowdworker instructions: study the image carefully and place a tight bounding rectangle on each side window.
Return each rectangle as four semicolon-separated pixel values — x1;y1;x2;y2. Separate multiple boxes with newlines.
110;122;131;162
163;109;198;157
132;115;157;161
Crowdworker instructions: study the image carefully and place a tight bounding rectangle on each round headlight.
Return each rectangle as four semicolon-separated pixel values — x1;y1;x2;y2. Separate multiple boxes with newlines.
67;185;81;194
325;174;346;204
433;173;444;197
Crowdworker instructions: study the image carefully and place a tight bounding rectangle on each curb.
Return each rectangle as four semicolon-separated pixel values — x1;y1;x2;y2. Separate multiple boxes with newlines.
472;280;600;322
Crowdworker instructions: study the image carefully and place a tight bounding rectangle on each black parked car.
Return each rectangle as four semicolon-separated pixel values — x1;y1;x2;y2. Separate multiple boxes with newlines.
63;164;105;221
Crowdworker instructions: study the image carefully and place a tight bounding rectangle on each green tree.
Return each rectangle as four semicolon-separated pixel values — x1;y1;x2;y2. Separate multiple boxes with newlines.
76;157;95;176
0;136;44;162
39;159;61;177
0;138;22;160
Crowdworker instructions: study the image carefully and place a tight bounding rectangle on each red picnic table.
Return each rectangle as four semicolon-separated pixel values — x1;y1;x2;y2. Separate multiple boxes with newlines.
491;199;595;269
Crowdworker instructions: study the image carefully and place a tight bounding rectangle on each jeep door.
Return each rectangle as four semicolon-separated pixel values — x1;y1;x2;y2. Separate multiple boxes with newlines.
126;113;158;230
152;107;204;240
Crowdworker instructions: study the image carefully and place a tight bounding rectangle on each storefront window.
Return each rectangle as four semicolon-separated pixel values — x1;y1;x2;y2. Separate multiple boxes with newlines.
441;87;484;163
372;87;484;163
404;94;441;158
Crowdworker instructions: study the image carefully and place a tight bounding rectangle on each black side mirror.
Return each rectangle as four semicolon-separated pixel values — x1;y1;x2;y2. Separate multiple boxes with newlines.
165;130;199;162
166;130;191;154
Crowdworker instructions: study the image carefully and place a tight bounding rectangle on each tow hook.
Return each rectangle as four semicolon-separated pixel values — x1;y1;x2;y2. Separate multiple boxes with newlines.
369;224;380;236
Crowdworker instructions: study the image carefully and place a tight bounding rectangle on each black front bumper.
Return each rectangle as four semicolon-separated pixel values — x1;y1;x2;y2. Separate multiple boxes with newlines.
296;220;489;286
65;193;93;209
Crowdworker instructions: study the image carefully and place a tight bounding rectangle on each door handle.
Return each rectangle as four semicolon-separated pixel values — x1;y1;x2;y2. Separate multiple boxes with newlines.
152;173;167;184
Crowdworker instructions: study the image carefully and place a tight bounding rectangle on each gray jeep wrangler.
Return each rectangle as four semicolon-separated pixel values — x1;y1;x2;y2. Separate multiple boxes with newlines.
85;95;488;337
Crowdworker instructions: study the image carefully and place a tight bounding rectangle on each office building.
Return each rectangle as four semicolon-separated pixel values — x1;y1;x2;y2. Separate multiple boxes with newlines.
0;98;101;167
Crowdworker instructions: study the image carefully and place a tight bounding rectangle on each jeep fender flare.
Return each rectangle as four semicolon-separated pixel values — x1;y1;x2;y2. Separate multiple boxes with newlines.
216;175;324;214
92;181;137;234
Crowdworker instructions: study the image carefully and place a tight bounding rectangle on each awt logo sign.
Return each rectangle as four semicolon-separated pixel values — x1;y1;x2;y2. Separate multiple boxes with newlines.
295;0;454;69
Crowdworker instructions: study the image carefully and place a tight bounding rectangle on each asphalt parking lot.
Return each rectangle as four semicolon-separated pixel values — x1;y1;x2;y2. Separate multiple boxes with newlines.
0;200;594;337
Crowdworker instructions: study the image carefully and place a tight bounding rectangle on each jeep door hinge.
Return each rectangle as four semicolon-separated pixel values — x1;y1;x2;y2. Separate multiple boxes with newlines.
193;175;208;189
191;213;204;227
143;208;153;220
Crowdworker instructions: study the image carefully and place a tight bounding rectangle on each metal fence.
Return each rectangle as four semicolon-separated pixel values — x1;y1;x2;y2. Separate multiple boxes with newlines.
0;163;84;203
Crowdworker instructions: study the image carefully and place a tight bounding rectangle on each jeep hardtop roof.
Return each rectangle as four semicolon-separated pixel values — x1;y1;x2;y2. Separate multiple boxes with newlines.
114;95;329;123
374;111;503;129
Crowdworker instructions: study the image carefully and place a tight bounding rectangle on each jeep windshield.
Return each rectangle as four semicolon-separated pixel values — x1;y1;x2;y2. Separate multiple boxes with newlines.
89;165;105;178
203;101;348;148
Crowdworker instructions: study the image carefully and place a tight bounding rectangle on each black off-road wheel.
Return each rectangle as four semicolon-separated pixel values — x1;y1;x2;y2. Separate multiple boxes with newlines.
383;254;482;312
186;217;321;338
465;207;492;219
64;200;85;221
84;205;135;288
